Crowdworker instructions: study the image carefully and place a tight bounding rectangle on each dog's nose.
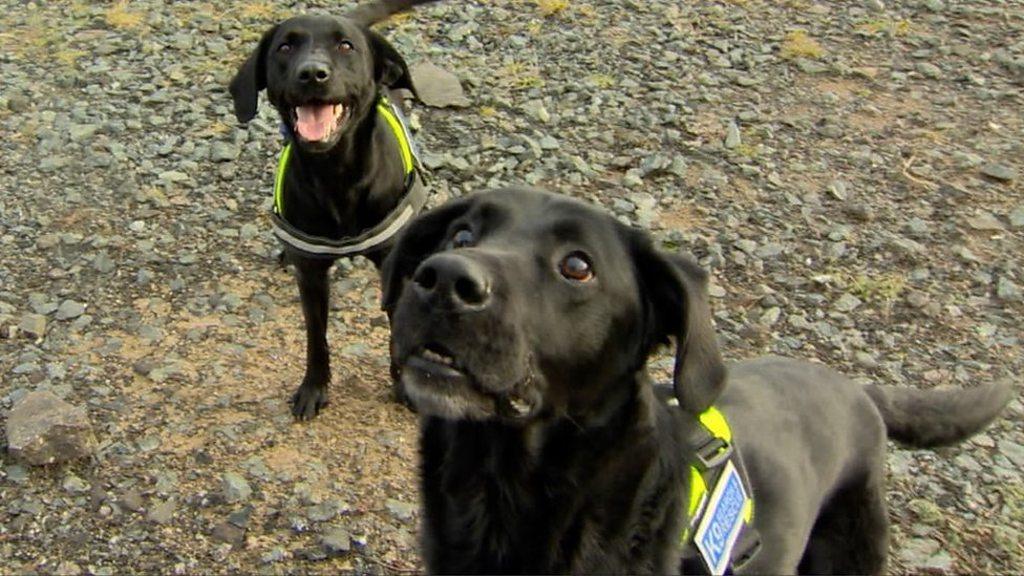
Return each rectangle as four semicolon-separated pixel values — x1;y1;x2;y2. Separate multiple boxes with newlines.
412;254;491;311
298;62;331;84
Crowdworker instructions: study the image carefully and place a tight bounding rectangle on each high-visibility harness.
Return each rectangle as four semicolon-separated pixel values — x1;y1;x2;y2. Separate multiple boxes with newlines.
679;405;761;575
269;93;427;259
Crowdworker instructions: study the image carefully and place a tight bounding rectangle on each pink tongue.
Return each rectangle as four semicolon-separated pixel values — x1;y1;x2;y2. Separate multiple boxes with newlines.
295;104;335;141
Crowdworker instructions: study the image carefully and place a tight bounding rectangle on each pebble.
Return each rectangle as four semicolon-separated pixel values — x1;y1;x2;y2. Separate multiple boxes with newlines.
385;499;416;522
221;472;252;503
147;499;176;524
18;314;46;339
980;163;1017;182
410;61;470;108
6;391;97;466
724;121;741;149
55;300;86;321
321;527;353;557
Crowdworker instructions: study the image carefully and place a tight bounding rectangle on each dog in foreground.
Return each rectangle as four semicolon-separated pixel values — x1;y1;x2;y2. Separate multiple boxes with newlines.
381;187;1014;574
230;0;440;420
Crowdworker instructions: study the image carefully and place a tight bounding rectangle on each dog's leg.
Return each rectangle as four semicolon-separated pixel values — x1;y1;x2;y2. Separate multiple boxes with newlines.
291;256;334;420
797;471;889;575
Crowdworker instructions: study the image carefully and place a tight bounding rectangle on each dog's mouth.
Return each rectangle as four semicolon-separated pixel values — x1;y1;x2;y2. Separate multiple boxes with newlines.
401;343;537;421
290;101;350;143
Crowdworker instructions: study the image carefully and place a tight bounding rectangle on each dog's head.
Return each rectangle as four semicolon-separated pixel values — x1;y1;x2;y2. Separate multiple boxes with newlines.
383;188;726;424
229;12;413;153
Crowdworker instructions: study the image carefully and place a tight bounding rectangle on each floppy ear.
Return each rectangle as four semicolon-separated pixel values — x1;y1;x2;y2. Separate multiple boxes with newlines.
229;25;279;123
381;198;471;311
633;237;727;414
365;29;416;93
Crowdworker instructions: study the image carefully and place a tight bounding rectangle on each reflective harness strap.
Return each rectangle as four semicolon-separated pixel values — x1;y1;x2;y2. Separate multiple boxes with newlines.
680;406;760;574
271;93;424;259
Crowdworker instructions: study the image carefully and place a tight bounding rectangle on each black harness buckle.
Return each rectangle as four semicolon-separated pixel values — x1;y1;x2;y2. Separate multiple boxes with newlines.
694;436;733;470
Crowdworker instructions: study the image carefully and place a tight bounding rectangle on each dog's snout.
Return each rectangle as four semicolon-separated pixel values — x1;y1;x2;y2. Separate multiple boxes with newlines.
413;254;491;310
298;62;331;84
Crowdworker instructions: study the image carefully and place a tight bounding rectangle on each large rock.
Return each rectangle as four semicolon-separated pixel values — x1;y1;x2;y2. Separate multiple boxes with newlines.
6;391;97;465
410;62;470;108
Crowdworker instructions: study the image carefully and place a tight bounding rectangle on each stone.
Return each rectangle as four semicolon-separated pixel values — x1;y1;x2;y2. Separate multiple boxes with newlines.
211;142;240;162
6;391;97;466
221;472;252;503
980;163;1016;182
55;300;86;321
996;278;1021;302
212;521;246;546
916;62;942;79
834;293;862;313
386;498;416;522
898;537;954;572
321;527;352;557
147;499;176;524
965;212;1005;231
1009;206;1024;229
18;314;46;339
410;62;470;108
724;121;741;149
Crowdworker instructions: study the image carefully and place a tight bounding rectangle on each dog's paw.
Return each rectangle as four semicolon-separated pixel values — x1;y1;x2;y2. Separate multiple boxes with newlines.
291;384;329;421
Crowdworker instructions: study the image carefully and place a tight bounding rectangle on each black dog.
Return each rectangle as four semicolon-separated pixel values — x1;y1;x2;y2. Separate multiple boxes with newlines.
230;0;440;420
381;187;1014;574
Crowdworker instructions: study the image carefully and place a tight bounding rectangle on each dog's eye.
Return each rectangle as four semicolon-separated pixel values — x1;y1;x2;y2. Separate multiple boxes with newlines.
559;253;594;282
338;40;354;53
449;228;475;249
278;43;292;53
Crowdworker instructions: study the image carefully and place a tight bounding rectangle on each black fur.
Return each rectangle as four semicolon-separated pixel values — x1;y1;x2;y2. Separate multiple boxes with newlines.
382;187;1015;574
229;0;439;420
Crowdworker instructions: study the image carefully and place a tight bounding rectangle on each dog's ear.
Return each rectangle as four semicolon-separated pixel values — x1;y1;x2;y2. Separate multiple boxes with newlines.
381;198;471;311
633;236;726;414
365;29;416;93
229;25;279;123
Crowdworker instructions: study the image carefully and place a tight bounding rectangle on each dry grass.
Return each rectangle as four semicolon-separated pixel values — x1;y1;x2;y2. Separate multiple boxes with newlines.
535;0;570;17
106;1;145;30
854;18;913;37
780;30;826;60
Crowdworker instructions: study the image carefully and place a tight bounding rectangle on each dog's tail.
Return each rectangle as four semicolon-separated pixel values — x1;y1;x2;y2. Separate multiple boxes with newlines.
346;0;442;27
864;381;1014;448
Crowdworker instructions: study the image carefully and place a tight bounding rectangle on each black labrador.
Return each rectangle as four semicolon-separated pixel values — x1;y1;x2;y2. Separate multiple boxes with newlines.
381;187;1014;574
230;0;440;420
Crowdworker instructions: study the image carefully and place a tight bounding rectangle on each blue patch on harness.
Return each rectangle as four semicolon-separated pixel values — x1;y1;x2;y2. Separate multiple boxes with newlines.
694;461;748;575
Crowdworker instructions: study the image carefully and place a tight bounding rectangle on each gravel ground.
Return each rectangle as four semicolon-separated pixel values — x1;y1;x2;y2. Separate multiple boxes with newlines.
1;0;1022;574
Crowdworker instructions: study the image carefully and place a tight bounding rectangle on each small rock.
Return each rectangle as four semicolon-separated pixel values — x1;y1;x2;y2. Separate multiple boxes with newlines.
6;391;97;465
864;0;885;12
55;300;86;321
211;142;241;162
915;62;942;79
997;278;1021;302
321;527;352;557
18;314;46;339
410;62;470;108
898;537;954;572
221;472;252;503
55;561;82;576
999;440;1024;467
834;293;862;313
965;212;1005;232
119;489;145;512
724;121;741;149
62;474;90;493
147;499;176;524
385;499;416;522
980;163;1016;182
261;547;288;564
908;498;943;526
212;521;246;546
5;464;29;483
1008;206;1024;229
228;505;254;528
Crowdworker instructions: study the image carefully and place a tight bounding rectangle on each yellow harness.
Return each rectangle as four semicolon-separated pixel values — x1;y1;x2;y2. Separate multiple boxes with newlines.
274;94;418;219
269;93;426;259
680;405;759;575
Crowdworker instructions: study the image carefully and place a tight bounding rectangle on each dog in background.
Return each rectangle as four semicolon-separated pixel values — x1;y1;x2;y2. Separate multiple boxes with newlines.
381;187;1014;574
230;0;440;420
